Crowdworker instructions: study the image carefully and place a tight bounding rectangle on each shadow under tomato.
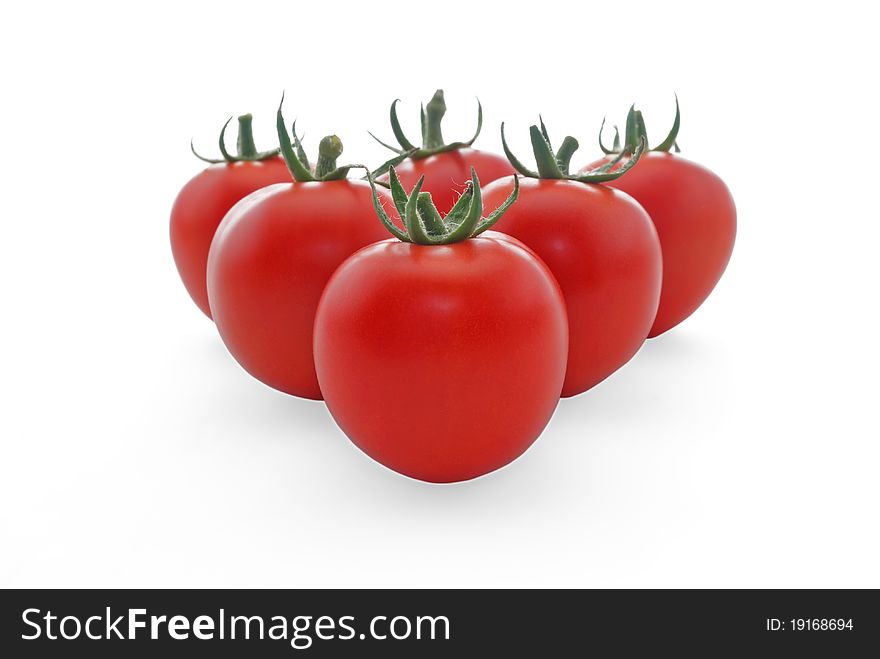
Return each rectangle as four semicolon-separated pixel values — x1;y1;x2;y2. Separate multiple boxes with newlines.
552;327;725;433
182;320;726;512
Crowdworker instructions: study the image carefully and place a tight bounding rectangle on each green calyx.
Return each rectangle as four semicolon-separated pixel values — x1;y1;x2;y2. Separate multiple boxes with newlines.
366;166;518;246
600;94;681;155
501;114;647;183
191;113;280;164
276;95;415;183
369;89;483;160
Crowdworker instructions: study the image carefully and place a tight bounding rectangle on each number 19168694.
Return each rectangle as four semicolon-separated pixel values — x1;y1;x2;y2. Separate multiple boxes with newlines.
766;618;854;631
791;619;854;631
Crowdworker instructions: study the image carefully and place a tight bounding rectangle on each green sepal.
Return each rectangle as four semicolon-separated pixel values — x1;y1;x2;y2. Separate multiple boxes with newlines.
531;125;565;178
276;95;372;183
389;99;418;152
403;177;430;243
599;94;682;154
319;166;354;180
571;135;647;183
366;130;405;155
366;172;410;243
371;90;483;160
290;121;311;169
442;169;482;243
276;101;314;182
598;117;615;155
538;115;553;151
502;117;647;184
388;168;409;218
217;117;237;161
591;145;629;174
652;93;681;152
465;99;483;147
473;175;518;236
501;122;539;178
442;181;477;233
191;113;280;164
190;140;225;164
365;166;518;246
624;105;648;153
361;149;419;184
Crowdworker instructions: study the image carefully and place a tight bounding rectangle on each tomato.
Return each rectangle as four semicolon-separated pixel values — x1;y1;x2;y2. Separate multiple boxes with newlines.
588;99;736;336
208;180;391;399
484;120;662;397
588;152;736;337
170;114;289;318
372;90;515;214
315;231;566;483
484;177;661;397
314;169;566;483
206;106;395;400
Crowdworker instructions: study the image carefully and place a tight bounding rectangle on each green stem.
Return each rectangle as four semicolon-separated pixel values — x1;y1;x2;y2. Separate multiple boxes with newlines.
624;107;648;153
236;114;258;158
556;136;579;175
315;135;344;178
423;89;446;150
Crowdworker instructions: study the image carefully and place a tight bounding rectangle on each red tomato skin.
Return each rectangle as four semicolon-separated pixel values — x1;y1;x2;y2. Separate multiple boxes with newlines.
384;148;516;214
207;180;393;400
170;157;291;318
314;232;568;483
587;152;737;337
483;177;662;397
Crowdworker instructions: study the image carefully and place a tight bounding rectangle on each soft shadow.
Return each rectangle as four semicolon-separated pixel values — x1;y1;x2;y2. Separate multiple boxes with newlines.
174;322;724;515
554;328;719;428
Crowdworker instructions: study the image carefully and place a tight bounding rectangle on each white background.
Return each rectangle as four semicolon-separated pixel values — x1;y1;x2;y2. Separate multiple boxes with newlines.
1;1;878;588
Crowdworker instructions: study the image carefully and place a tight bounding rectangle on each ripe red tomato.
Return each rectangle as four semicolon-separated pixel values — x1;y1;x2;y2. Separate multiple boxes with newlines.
208;179;392;400
313;169;564;482
587;152;736;337
207;104;397;400
314;230;567;482
389;148;515;215
588;99;736;336
484;177;661;397
373;90;515;214
170;114;289;318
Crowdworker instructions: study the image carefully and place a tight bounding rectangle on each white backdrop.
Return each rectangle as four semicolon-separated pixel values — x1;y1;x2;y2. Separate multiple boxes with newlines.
1;1;878;587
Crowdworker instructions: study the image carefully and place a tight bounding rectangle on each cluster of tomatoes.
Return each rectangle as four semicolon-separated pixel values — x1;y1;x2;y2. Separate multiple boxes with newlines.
170;90;736;484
